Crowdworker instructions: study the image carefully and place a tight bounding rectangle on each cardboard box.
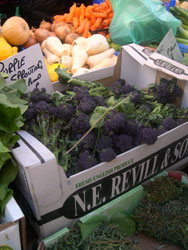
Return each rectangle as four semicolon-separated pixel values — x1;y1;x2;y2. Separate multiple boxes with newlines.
0;197;26;250
11;44;188;238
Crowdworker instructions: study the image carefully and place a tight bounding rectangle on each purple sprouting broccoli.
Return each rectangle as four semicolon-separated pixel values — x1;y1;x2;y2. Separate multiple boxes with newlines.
54;103;75;121
34;100;51;112
162;117;177;131
25;103;36;120
78;150;98;170
29;87;50;103
78;96;97;114
70;113;90;133
111;79;126;97
73;86;90;100
79;131;96;150
110;79;135;97
130;90;142;104
140;127;158;145
114;134;133;153
149;78;183;104
124;120;139;136
99;148;117;162
96;135;113;150
176;118;187;126
92;96;106;106
103;110;127;134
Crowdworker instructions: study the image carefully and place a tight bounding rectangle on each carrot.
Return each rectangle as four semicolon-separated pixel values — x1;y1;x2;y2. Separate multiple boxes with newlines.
75;7;81;18
84;11;90;18
73;16;79;28
80;3;85;24
88;31;92;37
104;8;112;15
100;2;108;10
103;18;112;26
94;12;107;18
66;3;76;23
90;14;96;25
76;18;88;34
53;15;63;20
94;17;103;28
105;33;111;39
83;20;91;38
53;15;67;23
108;12;114;18
86;5;94;13
105;0;111;8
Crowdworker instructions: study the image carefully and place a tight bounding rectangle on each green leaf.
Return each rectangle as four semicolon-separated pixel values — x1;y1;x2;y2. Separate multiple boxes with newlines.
3;92;28;114
0;102;21;132
107;96;117;107
0;140;9;153
0;132;19;148
110;212;136;237
7;79;27;95
0;152;11;170
0;158;18;186
0;185;7;200
0;187;13;216
90;106;108;128
0;73;6;91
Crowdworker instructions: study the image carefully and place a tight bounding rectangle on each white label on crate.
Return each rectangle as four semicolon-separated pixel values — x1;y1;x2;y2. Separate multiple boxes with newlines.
39;134;188;225
0;44;52;92
156;29;183;63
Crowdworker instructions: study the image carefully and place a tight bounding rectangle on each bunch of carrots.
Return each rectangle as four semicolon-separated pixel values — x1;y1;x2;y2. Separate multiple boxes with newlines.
53;0;113;38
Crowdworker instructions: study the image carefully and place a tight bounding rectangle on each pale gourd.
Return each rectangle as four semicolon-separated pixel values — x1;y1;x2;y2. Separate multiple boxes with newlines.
1;16;30;45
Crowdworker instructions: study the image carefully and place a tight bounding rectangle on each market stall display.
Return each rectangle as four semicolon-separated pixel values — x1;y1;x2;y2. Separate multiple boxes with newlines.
1;0;188;249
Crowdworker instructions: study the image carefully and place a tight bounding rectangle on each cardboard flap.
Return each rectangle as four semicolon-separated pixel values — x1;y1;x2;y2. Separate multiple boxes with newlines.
146;52;188;81
122;44;150;66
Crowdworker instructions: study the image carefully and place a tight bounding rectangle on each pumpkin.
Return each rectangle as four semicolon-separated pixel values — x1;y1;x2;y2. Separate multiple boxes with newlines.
0;16;30;45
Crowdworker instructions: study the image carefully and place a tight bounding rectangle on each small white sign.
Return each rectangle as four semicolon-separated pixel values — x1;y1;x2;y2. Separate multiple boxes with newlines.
0;44;52;91
156;29;183;63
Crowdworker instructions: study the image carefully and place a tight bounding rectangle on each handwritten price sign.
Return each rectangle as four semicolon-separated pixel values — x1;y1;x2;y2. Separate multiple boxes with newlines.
0;44;52;92
156;29;183;63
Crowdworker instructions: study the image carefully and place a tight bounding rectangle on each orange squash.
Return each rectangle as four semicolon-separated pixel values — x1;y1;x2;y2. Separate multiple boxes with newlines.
1;16;30;45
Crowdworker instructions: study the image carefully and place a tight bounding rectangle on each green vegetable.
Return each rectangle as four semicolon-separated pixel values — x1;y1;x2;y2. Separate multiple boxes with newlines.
0;73;28;215
176;37;188;45
177;25;188;40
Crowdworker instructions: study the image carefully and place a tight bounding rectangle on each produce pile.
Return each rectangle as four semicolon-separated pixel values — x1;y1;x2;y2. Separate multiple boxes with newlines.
46;222;140;250
23;68;188;176
133;175;188;249
52;0;113;39
0;73;28;215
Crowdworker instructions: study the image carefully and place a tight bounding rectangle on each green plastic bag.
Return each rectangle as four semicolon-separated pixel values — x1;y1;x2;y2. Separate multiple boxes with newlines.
109;0;181;45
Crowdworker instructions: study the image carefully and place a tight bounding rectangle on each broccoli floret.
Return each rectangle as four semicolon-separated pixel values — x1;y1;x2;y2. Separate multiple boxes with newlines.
92;96;106;106
55;103;75;121
34;100;51;112
110;79;135;97
103;110;127;134
78;96;96;113
29;87;50;103
96;135;113;150
149;78;183;104
114;134;133;153
78;150;98;170
79;132;96;150
140;127;158;145
162;117;177;131
125;120;139;136
99;148;117;162
111;79;126;97
73;86;90;100
130;90;142;104
70;113;90;133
